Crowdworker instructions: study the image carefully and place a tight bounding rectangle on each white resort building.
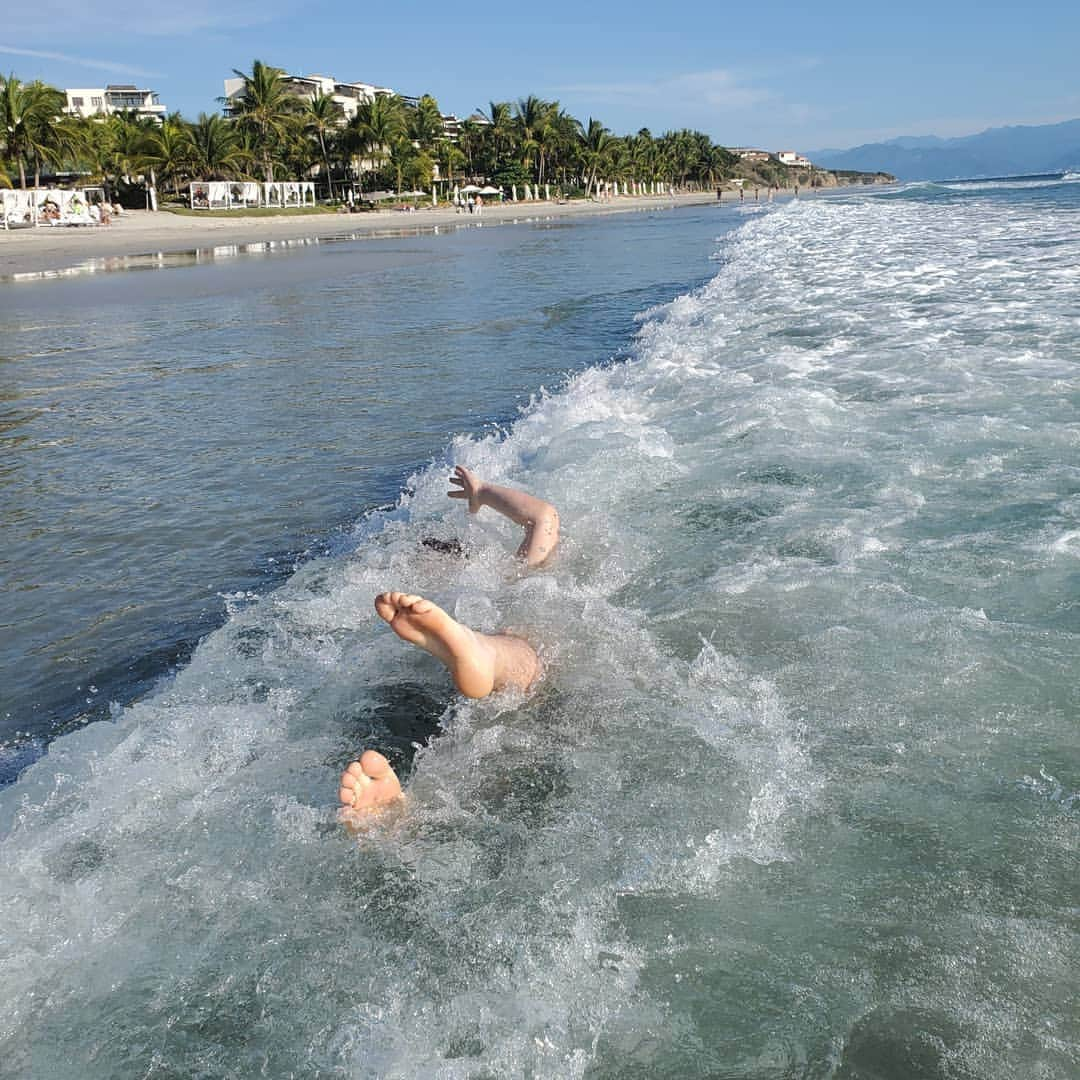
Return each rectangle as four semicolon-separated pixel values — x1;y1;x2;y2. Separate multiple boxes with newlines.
222;73;394;122
776;150;813;168
730;148;771;163
64;85;167;123
222;73;462;142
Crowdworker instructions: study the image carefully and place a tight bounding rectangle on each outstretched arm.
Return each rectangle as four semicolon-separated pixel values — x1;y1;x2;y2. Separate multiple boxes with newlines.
448;465;560;567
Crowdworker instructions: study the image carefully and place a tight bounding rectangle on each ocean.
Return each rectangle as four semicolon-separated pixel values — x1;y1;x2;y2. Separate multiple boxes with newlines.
1;178;1077;1078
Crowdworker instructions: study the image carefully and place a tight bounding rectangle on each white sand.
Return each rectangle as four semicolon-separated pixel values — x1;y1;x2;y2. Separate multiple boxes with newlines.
0;192;725;278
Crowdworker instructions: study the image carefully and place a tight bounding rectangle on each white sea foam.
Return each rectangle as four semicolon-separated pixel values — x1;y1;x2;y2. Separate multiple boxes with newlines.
2;188;1078;1076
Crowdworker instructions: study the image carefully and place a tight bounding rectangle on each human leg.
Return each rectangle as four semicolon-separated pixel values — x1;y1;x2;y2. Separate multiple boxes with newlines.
374;591;539;697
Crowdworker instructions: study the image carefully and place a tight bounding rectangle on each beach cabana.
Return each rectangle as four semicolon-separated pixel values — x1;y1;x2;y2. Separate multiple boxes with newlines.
229;182;261;208
33;188;94;226
189;182;226;210
189;181;264;210
2;187;102;228
1;189;35;229
264;182;316;208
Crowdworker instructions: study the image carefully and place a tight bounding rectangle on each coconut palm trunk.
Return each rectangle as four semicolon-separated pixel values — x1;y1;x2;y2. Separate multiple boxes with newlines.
319;133;333;200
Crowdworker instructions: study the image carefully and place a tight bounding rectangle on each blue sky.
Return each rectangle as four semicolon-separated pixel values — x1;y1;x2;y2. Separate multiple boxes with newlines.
3;1;1078;150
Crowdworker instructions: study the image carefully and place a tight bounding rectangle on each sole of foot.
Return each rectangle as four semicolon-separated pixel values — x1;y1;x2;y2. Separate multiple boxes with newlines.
374;590;499;698
337;750;403;828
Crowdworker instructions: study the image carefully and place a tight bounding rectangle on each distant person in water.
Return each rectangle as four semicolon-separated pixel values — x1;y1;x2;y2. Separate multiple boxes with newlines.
338;469;557;818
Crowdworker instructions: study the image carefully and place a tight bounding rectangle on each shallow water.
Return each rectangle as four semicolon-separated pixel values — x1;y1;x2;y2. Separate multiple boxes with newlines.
1;185;1078;1078
0;206;722;769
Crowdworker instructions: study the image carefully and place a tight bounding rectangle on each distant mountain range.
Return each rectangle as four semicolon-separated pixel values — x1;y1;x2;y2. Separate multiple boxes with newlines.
809;119;1080;181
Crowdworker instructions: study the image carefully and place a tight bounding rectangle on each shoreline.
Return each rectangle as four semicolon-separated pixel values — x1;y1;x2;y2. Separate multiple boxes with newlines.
0;191;742;279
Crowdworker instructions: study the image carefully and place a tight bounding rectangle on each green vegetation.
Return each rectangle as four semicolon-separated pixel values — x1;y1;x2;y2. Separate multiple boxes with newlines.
0;62;815;201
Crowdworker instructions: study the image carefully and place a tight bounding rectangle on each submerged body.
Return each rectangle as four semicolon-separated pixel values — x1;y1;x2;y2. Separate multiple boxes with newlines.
339;470;552;816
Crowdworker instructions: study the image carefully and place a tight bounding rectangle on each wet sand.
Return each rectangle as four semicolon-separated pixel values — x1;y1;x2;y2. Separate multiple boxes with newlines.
0;192;723;278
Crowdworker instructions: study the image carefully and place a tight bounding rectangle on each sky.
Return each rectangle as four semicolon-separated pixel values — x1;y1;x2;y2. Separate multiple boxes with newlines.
2;1;1079;151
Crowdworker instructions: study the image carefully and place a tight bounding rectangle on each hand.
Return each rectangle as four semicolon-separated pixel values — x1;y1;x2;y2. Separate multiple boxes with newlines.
447;465;484;514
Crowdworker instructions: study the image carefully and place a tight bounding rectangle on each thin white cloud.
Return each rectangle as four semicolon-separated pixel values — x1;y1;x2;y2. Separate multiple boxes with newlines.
0;45;159;78
555;68;777;113
1;0;293;38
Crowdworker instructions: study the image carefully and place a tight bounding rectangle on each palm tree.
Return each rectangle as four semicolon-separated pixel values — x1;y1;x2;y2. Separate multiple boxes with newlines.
456;117;484;177
409;94;443;151
581;118;611;196
346;94;406;190
388;138;432;193
227;60;296;182
145;115;195;196
0;75;65;188
532;109;563;187
662;129;699;188
96;112;155;203
35;113;88;186
435;138;465;186
190;113;244;179
626;129;656;187
514;95;552;181
607;138;631;189
304;93;340;199
483;101;514;167
549;109;583;188
279;113;317;181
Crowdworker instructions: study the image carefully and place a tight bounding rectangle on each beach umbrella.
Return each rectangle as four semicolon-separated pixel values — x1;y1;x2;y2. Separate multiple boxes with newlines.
479;186;501;196
461;184;482;193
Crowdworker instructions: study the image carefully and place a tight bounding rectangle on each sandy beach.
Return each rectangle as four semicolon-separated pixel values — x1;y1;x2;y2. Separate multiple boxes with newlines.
0;191;729;278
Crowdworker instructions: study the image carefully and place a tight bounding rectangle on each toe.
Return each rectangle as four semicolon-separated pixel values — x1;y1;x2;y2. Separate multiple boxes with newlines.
360;749;391;778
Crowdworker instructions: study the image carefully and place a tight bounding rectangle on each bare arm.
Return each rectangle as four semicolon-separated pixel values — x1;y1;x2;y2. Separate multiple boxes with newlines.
448;465;560;567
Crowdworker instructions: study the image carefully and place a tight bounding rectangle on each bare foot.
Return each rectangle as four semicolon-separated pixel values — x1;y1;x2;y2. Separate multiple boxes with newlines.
338;750;402;816
374;591;538;697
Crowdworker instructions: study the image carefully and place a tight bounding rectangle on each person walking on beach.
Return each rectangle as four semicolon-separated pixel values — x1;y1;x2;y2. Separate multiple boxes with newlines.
337;468;559;817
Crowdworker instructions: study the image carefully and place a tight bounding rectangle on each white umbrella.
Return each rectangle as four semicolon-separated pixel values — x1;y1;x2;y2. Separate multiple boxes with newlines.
479;185;501;195
461;184;482;193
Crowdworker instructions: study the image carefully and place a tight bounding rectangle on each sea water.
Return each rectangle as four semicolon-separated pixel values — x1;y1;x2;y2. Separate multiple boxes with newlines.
1;181;1078;1078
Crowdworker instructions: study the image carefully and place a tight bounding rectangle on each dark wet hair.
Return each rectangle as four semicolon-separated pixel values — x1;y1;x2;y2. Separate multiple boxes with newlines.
421;537;466;557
